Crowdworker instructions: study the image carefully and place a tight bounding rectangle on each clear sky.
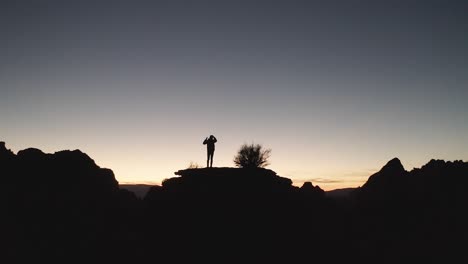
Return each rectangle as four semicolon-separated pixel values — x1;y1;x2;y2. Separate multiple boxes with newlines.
2;0;468;190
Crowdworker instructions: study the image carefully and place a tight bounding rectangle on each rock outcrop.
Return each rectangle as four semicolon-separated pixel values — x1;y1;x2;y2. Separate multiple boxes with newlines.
167;167;293;192
2;140;467;263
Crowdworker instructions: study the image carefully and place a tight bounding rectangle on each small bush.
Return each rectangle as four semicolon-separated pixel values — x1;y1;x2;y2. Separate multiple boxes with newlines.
187;161;200;169
233;143;271;168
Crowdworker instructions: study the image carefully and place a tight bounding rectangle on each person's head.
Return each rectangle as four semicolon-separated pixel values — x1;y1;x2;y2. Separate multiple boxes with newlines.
210;135;214;139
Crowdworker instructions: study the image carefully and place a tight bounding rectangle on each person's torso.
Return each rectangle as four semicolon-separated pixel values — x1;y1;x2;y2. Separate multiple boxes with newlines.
207;140;215;150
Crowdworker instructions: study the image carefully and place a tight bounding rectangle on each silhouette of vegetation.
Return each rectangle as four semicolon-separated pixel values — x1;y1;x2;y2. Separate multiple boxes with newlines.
187;161;200;169
233;143;271;168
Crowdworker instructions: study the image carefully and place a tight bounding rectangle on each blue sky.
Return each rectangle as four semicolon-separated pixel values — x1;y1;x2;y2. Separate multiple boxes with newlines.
2;0;468;189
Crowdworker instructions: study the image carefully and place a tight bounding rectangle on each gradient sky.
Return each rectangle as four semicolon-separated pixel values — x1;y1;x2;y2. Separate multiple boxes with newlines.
2;0;468;190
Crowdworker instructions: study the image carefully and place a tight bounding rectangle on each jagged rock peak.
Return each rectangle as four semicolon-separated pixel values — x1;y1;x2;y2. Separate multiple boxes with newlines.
301;181;315;190
381;157;405;173
422;159;446;169
301;181;324;193
360;158;407;190
1;141;8;152
0;141;14;157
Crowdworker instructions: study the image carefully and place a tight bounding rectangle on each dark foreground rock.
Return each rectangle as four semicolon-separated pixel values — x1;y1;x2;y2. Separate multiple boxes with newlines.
2;141;468;263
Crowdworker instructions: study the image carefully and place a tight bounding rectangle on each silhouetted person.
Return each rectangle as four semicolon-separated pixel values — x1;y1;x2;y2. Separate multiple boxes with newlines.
203;135;217;168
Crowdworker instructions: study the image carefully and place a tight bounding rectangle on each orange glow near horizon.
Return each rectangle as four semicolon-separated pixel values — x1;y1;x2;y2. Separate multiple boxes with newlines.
4;136;464;192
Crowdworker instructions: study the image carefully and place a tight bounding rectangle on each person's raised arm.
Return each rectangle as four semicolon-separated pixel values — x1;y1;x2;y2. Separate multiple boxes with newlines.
213;136;217;143
203;137;208;144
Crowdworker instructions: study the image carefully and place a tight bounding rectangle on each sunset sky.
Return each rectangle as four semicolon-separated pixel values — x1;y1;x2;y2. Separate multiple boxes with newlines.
2;1;468;190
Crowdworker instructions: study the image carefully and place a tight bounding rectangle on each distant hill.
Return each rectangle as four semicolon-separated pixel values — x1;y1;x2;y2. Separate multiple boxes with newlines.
120;184;153;198
326;187;356;199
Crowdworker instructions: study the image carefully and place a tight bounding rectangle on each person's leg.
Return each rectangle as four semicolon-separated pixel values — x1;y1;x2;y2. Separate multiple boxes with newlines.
207;151;210;168
210;151;214;167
